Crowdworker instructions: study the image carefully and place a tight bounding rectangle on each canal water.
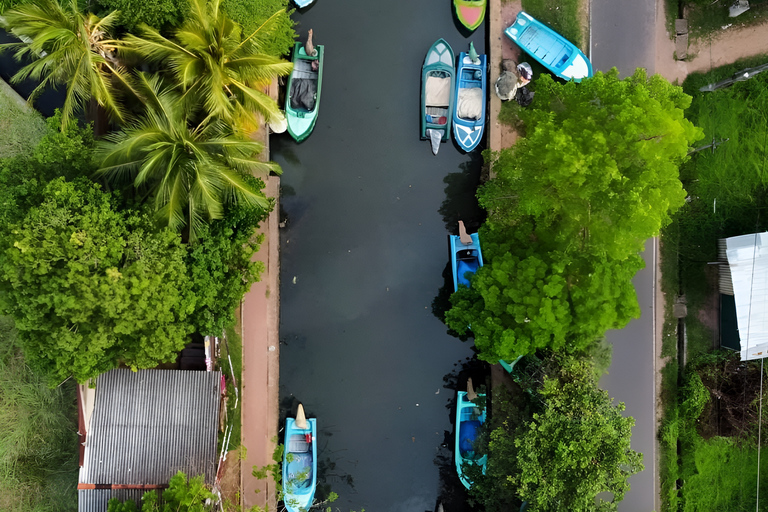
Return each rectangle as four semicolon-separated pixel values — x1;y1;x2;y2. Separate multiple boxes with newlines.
274;1;486;511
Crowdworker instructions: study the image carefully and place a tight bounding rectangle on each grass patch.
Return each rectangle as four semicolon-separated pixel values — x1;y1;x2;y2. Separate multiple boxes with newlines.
0;80;48;158
0;316;78;512
685;0;768;44
521;0;583;48
219;325;242;453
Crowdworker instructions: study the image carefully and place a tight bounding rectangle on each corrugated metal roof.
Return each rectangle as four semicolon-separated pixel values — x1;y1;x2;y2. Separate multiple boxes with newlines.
80;369;221;489
719;239;734;295
726;233;768;360
78;489;148;512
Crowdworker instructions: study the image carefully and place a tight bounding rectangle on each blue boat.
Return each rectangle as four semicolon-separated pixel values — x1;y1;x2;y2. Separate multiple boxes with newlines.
293;0;315;7
453;48;487;152
504;11;593;82
449;221;484;292
282;404;317;512
421;38;455;154
455;379;487;489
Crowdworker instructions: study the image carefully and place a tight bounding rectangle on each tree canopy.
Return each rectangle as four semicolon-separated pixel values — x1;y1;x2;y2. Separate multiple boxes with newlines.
470;357;643;512
446;69;703;362
0;178;196;382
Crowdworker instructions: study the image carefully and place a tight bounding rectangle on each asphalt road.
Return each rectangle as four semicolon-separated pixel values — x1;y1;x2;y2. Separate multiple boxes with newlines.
591;0;661;510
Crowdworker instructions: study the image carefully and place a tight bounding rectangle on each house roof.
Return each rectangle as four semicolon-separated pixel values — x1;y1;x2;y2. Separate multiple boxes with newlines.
78;369;221;512
726;232;768;361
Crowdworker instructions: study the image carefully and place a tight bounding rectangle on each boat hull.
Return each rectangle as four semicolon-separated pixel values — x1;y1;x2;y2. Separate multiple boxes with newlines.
449;231;484;292
293;0;314;7
454;0;486;31
453;52;487;152
286;42;324;142
455;391;488;489
282;417;317;512
504;11;593;82
421;38;455;145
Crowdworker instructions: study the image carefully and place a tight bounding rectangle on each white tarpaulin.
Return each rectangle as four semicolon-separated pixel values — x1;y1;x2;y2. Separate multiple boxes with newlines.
726;232;768;360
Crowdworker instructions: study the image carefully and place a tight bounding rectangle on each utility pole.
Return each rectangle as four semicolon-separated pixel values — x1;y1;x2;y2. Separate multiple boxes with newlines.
700;62;768;92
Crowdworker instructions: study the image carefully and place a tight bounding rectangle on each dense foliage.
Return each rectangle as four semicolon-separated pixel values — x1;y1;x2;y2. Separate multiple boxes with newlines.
447;69;703;362
221;0;295;58
107;471;215;511
97;0;187;31
470;357;642;512
0;178;196;382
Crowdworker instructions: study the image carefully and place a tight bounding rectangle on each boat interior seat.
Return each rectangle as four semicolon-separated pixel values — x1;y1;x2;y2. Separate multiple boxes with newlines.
293;58;318;80
288;434;310;453
459;420;482;457
457;249;477;261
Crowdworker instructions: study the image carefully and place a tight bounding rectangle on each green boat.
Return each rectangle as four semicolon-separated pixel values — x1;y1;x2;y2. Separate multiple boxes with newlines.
421;38;455;155
286;42;324;142
454;0;486;31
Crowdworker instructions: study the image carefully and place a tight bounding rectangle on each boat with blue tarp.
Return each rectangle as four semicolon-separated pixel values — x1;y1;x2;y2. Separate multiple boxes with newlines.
455;378;487;489
449;221;484;292
282;404;317;512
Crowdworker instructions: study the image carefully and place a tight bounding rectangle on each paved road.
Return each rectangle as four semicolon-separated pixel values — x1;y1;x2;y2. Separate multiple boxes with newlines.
591;1;660;510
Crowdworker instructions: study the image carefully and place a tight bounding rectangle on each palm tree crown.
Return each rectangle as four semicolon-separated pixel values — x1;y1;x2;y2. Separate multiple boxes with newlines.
0;0;132;126
96;73;278;241
123;0;293;133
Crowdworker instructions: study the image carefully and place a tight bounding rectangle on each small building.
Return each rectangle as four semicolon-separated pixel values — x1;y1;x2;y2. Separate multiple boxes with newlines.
720;232;768;360
77;369;221;512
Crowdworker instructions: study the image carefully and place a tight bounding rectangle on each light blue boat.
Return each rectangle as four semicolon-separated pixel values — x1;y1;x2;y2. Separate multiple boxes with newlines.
453;49;487;152
449;221;484;292
455;380;487;489
282;404;317;512
504;11;593;82
293;0;315;7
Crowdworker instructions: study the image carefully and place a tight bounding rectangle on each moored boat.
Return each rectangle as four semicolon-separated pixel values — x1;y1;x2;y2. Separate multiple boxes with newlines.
455;378;487;489
293;0;315;7
282;404;317;512
449;221;484;292
453;44;486;152
504;11;593;82
454;0;486;31
421;38;455;154
286;38;324;142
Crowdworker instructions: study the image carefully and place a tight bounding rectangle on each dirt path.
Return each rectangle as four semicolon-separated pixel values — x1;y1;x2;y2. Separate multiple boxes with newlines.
655;2;768;83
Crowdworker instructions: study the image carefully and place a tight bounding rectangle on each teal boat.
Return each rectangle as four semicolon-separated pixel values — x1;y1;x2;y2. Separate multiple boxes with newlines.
455;379;487;489
421;38;455;154
282;404;317;512
286;42;324;142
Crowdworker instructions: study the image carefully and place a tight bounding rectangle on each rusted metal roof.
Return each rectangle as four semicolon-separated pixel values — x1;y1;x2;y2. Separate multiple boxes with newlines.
78;369;221;512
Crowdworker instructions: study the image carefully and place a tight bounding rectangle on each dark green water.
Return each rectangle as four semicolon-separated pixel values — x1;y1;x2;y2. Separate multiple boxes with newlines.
274;1;487;510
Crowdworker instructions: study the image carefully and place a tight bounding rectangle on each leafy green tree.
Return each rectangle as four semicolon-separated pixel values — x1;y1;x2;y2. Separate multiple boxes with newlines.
446;223;643;362
96;73;276;240
471;357;642;512
447;69;702;361
122;0;293;132
0;178;196;383
0;0;134;127
186;178;270;335
96;0;187;32
481;68;702;259
0;110;96;227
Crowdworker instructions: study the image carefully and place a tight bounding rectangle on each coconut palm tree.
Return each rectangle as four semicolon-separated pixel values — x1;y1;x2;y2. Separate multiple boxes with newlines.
0;0;133;127
96;73;278;241
123;0;293;133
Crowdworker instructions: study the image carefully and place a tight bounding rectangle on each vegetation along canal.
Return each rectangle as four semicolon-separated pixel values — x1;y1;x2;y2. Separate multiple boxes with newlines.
274;2;487;510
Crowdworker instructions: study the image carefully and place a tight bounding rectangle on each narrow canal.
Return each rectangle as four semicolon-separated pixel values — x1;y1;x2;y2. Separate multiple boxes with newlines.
274;2;486;511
